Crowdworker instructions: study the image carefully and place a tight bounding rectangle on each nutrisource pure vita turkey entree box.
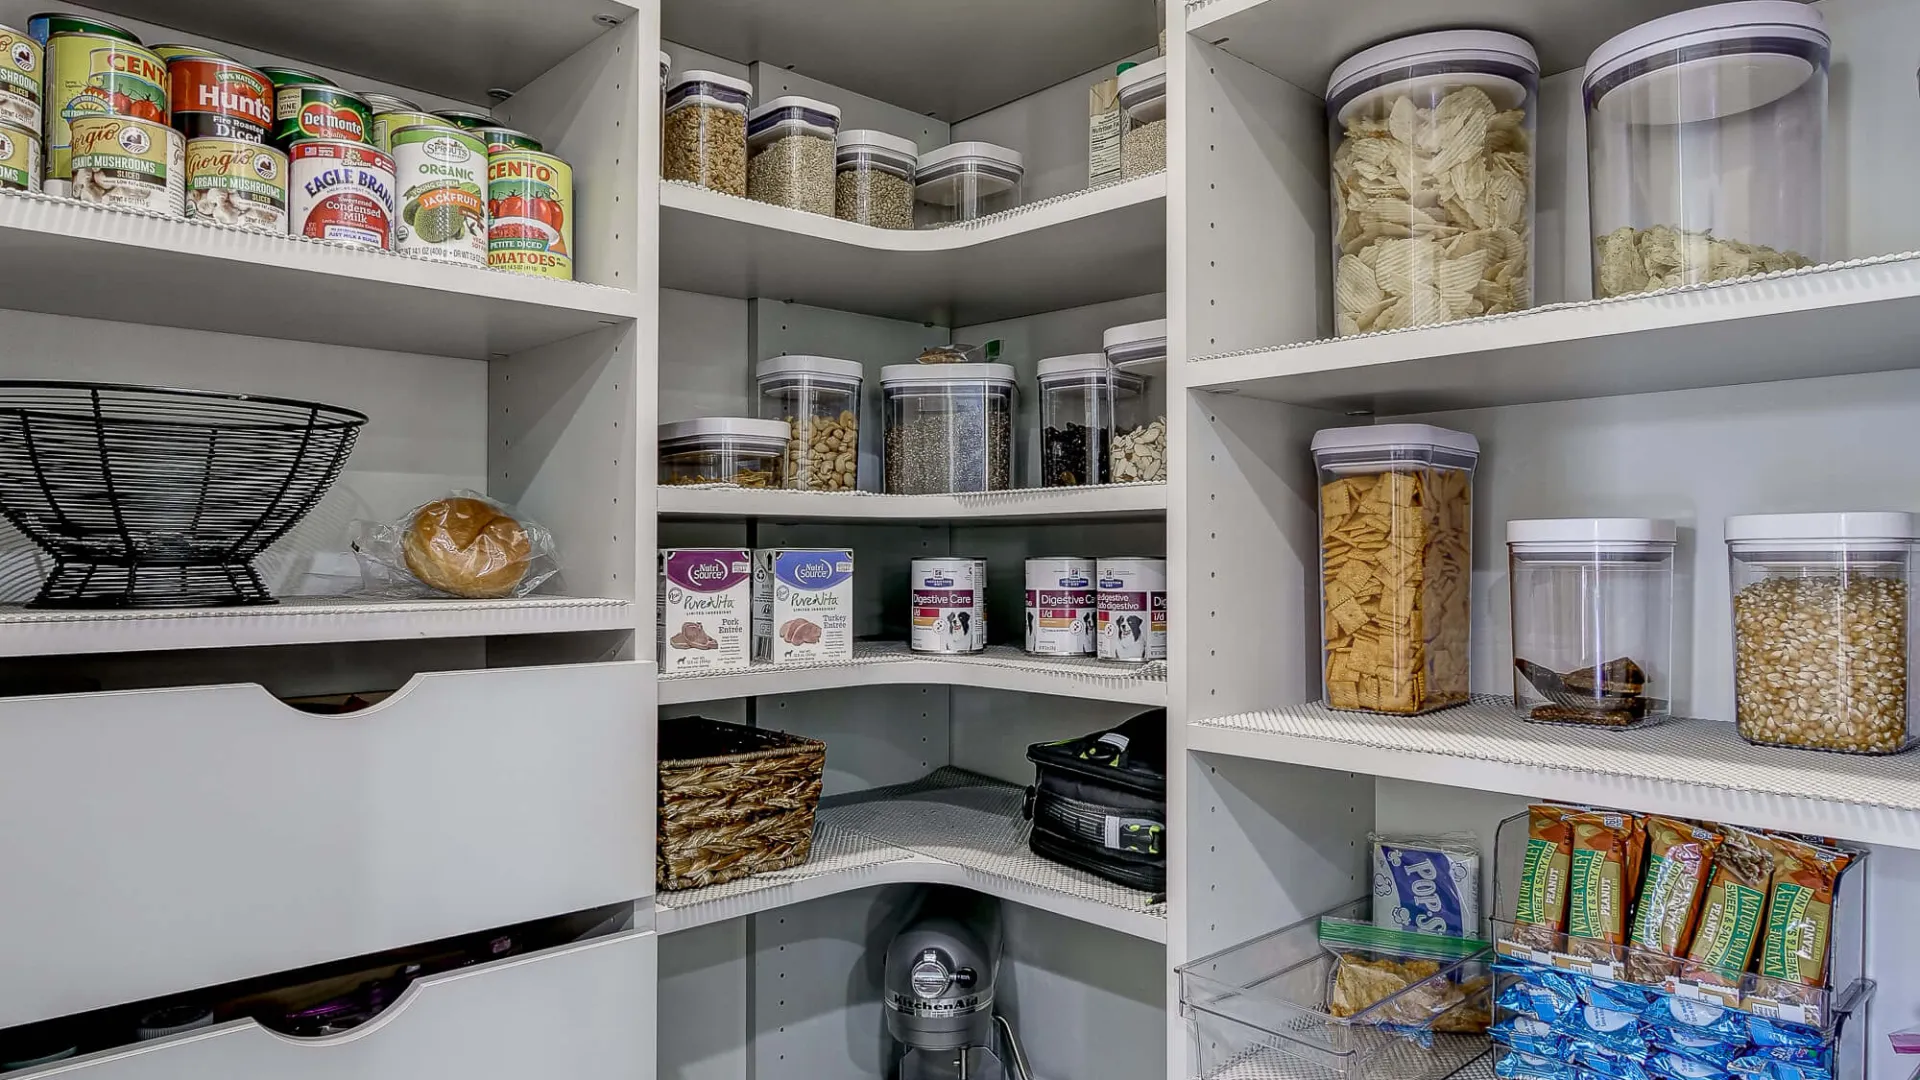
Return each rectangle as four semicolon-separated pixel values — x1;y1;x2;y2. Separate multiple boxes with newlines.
659;547;752;674
753;547;855;665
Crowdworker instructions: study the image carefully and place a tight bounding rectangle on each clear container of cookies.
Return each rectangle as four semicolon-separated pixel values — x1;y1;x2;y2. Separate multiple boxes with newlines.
659;418;789;488
756;355;864;491
1312;424;1478;714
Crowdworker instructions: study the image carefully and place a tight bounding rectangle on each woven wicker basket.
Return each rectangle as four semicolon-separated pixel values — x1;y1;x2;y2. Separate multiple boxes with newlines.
658;715;827;891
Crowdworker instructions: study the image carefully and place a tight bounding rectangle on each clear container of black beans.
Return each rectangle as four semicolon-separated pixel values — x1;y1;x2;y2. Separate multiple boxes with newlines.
881;362;1016;494
1037;354;1142;487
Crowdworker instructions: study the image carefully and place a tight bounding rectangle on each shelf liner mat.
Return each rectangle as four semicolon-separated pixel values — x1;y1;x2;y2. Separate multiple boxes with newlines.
659;641;1167;687
654;817;922;913
1199;1041;1492;1080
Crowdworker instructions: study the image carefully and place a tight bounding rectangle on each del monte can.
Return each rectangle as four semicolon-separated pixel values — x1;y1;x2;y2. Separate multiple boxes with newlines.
274;82;370;147
487;149;572;280
391;124;485;266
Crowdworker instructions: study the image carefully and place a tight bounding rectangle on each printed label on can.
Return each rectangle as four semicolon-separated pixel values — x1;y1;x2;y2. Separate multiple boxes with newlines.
186;137;285;231
476;125;541;153
391;125;486;266
1025;557;1096;657
0;122;40;192
151;44;229;62
435;109;492;130
911;557;987;654
289;139;395;248
70;115;181;216
487;150;571;280
48;34;167;181
274;84;370;146
29;15;137;46
1097;557;1167;662
169;57;272;142
371;110;452;153
0;27;43;133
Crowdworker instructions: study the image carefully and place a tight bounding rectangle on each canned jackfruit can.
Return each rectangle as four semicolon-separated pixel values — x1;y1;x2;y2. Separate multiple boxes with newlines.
0;26;44;134
186;137;286;232
487;149;572;279
370;108;452;154
168;56;272;142
47;33;167;190
273;83;370;147
70;113;181;215
0;120;41;191
391;124;486;266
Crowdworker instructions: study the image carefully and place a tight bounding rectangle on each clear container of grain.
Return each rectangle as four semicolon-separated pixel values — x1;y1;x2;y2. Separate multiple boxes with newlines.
664;70;751;196
1103;320;1169;484
1328;31;1539;337
916;142;1024;225
1037;354;1142;488
756;355;864;492
835;128;917;229
1586;3;1828;299
1508;519;1676;729
1120;57;1167;178
747;95;841;216
881;363;1016;494
659;417;789;488
1312;424;1478;715
1726;512;1915;755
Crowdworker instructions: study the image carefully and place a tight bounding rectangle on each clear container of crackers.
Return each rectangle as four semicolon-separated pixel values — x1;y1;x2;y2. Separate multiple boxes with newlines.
1312;424;1478;714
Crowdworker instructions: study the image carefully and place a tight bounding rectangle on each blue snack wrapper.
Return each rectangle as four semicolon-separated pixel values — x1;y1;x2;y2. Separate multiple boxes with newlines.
1372;835;1480;937
1497;962;1585;1004
1582;976;1657;1012
1501;979;1581;1025
1651;1052;1733;1080
1746;1017;1825;1050
1731;1058;1833;1080
1644;996;1748;1040
1573;1044;1655;1080
1748;1047;1832;1068
1494;1017;1570;1058
1499;1051;1578;1080
1571;1005;1651;1058
1651;1027;1744;1067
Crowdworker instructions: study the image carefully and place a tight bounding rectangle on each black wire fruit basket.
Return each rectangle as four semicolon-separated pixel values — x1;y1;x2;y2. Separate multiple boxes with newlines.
0;381;368;608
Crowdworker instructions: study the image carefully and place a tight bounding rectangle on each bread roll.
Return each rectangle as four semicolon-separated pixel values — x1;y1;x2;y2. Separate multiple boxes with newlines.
402;497;532;598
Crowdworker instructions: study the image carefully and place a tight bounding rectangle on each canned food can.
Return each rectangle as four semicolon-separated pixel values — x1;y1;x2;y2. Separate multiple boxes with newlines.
910;556;988;654
47;33;167;186
259;65;326;98
0;26;44;133
151;44;227;62
27;13;136;46
370;108;452;153
487;149;571;279
273;83;370;147
186;137;285;232
475;124;540;153
360;91;420;115
0;120;42;192
289;138;395;248
1096;556;1167;663
434;109;491;130
168;56;271;142
70;114;181;215
390;124;485;265
1024;556;1096;656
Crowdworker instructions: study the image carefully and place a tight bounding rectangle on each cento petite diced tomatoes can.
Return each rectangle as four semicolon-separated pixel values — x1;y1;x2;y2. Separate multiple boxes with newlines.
289;138;395;249
46;33;167;192
487;149;572;280
0;25;44;134
168;56;273;142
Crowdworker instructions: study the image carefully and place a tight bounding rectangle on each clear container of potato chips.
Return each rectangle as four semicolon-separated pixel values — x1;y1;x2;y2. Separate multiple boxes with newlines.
1327;31;1538;337
1312;424;1478;714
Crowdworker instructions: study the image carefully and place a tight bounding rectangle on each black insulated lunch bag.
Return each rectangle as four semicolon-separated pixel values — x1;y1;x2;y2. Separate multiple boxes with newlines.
1022;708;1166;892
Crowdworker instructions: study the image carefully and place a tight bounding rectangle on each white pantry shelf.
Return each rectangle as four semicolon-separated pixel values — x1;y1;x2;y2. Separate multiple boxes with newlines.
659;642;1166;706
659;175;1167;325
1186;253;1920;413
0;192;636;360
658;481;1167;523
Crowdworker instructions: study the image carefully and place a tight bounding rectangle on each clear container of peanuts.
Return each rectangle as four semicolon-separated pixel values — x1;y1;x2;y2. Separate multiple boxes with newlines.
756;355;864;491
659;418;789;488
1103;319;1168;483
664;70;752;196
1726;512;1916;755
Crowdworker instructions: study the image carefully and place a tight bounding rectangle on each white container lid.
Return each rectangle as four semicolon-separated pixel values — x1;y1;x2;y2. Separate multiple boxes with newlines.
1583;2;1826;122
1037;353;1113;380
1310;423;1480;458
880;362;1017;387
660;417;791;445
669;69;752;96
1725;512;1916;544
1104;319;1168;352
917;141;1025;174
748;95;842;123
1508;518;1677;547
1327;30;1539;124
1119;57;1167;99
659;51;670;74
836;128;918;158
756;355;865;382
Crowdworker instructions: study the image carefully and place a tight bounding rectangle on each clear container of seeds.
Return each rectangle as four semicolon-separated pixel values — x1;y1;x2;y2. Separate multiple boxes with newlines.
1120;58;1168;178
1037;354;1142;488
747;95;841;216
881;363;1016;494
1726;512;1916;755
835;128;917;229
659;417;789;488
915;142;1025;225
664;70;752;197
756;355;864;491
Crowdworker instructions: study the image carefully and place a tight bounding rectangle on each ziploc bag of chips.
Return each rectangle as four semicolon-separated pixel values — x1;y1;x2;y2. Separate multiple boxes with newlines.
1373;832;1481;937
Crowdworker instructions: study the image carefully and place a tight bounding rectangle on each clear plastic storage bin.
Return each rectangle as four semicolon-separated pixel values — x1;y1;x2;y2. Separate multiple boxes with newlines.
881;363;1016;494
664;70;751;197
915;142;1024;225
746;95;841;216
1508;519;1676;728
756;355;864;491
1102;320;1168;483
1037;354;1140;488
659;417;789;488
1119;57;1167;178
1328;31;1539;336
1312;424;1478;714
1726;512;1916;755
1586;3;1828;299
834;129;917;229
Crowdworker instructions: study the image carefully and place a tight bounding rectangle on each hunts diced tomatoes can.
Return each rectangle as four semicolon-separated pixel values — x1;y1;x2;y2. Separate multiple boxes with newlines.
0;25;44;134
46;33;167;191
70;113;181;215
169;56;272;142
274;83;370;147
487;149;572;280
0;120;41;192
186;137;286;232
392;124;486;266
289;138;395;249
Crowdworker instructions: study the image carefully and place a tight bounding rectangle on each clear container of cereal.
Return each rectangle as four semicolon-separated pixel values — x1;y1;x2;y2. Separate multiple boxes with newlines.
664;69;751;197
747;95;841;216
915;142;1024;225
1311;424;1478;714
881;363;1016;494
1037;354;1139;488
756;355;864;492
834;128;917;229
1327;31;1539;337
1119;57;1167;178
1508;519;1677;729
1103;319;1169;483
1725;512;1915;755
1585;3;1828;300
659;417;789;488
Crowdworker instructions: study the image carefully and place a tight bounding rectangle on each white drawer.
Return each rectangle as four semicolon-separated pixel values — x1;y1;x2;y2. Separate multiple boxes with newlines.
0;661;654;1029
14;930;656;1080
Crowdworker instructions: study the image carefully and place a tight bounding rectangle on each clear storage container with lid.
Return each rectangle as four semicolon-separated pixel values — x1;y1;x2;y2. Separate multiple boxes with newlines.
1726;512;1915;755
881;363;1016;494
1585;3;1828;299
1102;320;1169;483
747;95;841;215
1119;57;1167;178
664;70;751;196
834;128;917;229
1036;354;1142;487
1312;424;1478;714
1328;31;1539;337
915;142;1024;225
659;418;789;488
1508;519;1676;728
756;355;864;491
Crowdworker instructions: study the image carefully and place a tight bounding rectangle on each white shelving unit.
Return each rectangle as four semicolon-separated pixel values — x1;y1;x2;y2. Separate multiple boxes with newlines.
661;643;1166;706
659;481;1168;522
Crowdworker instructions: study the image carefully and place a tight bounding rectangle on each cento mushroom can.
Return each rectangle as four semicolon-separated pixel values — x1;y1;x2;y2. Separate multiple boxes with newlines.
70;113;181;215
289;138;395;248
0;121;41;192
390;124;486;265
186;137;286;232
168;56;273;142
273;83;370;147
0;26;44;134
487;149;572;279
370;108;452;153
46;33;167;192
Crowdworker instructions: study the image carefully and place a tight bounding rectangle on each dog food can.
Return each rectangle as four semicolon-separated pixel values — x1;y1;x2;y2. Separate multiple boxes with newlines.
46;32;167;191
1097;556;1167;663
370;109;452;153
487;148;571;279
476;124;541;153
274;83;371;147
0;26;43;134
435;108;491;129
0;121;40;191
70;113;180;215
289;138;395;248
1025;557;1097;657
911;556;988;654
391;123;486;265
185;137;285;231
168;56;273;142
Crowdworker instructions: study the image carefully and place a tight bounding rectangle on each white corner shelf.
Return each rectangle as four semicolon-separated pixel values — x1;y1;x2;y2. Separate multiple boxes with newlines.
656;768;1167;941
1189;695;1920;852
1185;253;1920;413
659;642;1167;706
659;175;1167;325
1194;1045;1494;1080
658;482;1168;523
0;595;634;657
0;192;637;360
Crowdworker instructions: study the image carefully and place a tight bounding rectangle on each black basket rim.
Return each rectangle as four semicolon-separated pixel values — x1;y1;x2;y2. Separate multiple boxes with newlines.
0;380;370;427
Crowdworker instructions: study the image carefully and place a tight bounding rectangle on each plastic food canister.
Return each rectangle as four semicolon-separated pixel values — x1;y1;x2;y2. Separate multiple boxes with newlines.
1036;354;1143;488
881;363;1016;494
746;95;841;216
658;417;789;488
1726;512;1916;755
755;355;864;492
1327;31;1539;337
1311;424;1478;714
1508;518;1676;728
1586;2;1828;299
1119;57;1167;178
834;128;917;229
915;141;1024;225
1102;319;1168;484
663;69;751;196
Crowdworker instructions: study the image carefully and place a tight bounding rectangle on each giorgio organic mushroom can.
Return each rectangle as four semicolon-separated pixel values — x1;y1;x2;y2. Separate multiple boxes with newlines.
185;137;285;232
0;121;40;192
391;123;485;265
70;113;181;215
0;25;43;133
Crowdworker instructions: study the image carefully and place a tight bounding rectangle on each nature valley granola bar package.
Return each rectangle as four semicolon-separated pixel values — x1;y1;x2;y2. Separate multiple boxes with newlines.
1683;829;1775;994
1627;817;1722;982
1512;804;1575;950
1566;810;1645;961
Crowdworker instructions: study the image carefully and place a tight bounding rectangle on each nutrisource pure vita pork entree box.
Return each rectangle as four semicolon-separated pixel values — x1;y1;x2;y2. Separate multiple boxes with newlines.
659;548;752;674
